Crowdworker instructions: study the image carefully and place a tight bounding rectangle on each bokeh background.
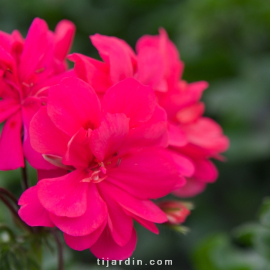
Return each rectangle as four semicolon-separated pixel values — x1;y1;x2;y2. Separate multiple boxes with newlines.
0;0;270;269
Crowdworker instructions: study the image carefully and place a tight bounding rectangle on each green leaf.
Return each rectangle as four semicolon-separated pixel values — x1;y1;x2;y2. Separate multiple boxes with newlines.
193;233;268;270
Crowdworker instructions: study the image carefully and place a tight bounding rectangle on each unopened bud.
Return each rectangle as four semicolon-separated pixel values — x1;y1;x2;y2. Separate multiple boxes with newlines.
158;200;191;225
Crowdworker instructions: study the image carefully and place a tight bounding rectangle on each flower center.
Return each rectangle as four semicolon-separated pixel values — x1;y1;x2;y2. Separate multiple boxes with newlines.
83;161;107;183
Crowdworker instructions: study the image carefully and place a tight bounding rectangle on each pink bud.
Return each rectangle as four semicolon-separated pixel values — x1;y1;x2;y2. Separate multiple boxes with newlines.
158;200;191;225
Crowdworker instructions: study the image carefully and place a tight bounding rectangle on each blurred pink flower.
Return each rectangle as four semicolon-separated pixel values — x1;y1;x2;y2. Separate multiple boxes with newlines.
18;77;186;260
69;29;229;197
0;18;75;170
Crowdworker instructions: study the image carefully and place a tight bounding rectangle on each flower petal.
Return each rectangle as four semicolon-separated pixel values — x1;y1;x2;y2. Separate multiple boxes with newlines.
22;98;56;170
173;178;207;198
136;46;166;92
168;123;188;147
90;34;136;85
37;170;89;218
0;111;24;170
19;18;51;84
63;127;93;168
176;102;205;124
102;78;156;127
132;215;159;234
193;159;218;183
90;226;137;260
50;183;107;236
120;105;168;153
68;53;110;93
64;220;106;251
169;150;195;177
0;99;20;123
30;106;70;156
48;77;101;136
54;20;75;62
101;181;167;223
182;117;229;153
98;183;133;246
18;186;54;227
90;113;129;161
37;168;68;181
107;148;181;199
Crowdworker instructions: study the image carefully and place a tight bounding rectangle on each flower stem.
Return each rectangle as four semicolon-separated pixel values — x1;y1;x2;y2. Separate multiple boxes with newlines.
21;164;29;190
0;193;33;233
0;187;18;206
0;193;19;218
51;229;64;270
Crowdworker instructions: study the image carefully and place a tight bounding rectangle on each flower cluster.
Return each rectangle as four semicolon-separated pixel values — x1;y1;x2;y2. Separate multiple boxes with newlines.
0;19;229;260
70;29;229;197
0;18;75;170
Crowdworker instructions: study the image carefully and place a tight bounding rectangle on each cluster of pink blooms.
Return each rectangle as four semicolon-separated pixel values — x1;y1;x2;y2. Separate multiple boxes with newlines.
0;18;229;260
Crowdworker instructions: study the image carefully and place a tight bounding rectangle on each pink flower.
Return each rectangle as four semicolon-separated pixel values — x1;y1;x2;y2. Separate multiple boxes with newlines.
18;77;186;260
157;200;191;225
69;29;229;197
0;18;75;170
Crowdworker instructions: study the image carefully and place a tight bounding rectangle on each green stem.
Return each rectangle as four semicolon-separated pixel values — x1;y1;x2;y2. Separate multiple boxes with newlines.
21;164;29;190
51;229;64;270
0;187;18;206
0;193;32;233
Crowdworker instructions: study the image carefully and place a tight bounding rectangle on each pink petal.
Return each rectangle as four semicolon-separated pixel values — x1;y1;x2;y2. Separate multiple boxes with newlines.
90;113;129;161
176;102;205;124
0;30;13;51
182;117;230;153
169;150;195;177
68;53;110;93
102;78;156;127
0;46;17;76
173;178;207;198
101;181;167;223
19;18;52;83
18;186;54;227
22;98;56;170
90;226;137;260
0;99;20;123
132;215;159;234
136;28;183;89
31;69;76;98
98;184;133;246
161;81;208;118
37;168;68;181
54;20;75;62
121;105;168;153
168;123;188;147
64;220;106;251
193;159;218;183
48;77;101;136
37;170;89;218
30;106;70;156
136;46;166;92
0;111;24;170
90;34;136;84
63;127;93;168
107;148;181;199
50;183;107;236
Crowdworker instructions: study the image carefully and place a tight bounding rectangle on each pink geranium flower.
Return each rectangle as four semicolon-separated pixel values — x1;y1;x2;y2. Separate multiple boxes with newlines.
0;18;75;170
18;77;186;260
69;29;229;196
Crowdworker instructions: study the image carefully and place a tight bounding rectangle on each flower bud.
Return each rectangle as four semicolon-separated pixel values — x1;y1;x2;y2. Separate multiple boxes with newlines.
158;200;191;225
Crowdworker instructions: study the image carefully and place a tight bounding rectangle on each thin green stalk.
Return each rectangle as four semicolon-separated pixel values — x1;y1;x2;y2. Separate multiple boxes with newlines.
21;164;29;190
51;229;64;270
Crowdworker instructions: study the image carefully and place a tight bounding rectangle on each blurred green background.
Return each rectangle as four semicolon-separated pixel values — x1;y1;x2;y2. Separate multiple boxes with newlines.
0;0;270;269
